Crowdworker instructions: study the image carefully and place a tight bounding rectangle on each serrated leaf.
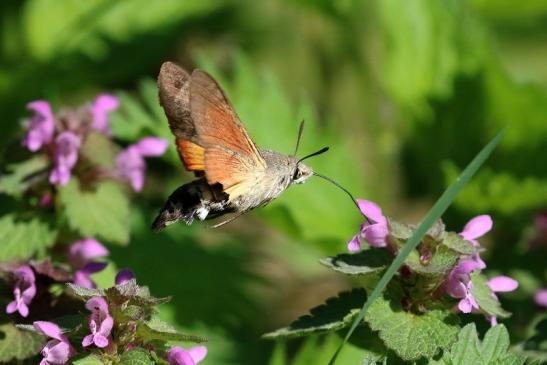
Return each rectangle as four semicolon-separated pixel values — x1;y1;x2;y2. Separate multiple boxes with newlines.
263;289;367;339
0;155;49;196
59;180;130;244
119;348;154;365
441;232;477;255
387;219;414;240
0;215;57;261
137;315;207;343
71;354;104;365
0;322;45;362
426;220;446;240
480;325;510;363
470;272;511;318
67;283;104;299
105;279;170;307
80;132;118;168
405;244;459;277
448;323;481;365
319;249;391;276
365;295;459;361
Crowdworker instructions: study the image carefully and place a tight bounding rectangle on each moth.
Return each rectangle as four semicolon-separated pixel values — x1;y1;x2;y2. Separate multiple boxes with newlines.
152;62;351;230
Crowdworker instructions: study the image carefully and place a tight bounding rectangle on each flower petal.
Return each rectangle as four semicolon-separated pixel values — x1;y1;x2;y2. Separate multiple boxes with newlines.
24;101;55;151
73;270;96;289
534;288;547;308
356;199;386;224
347;235;361;253
362;224;388;247
167;347;195;365
82;334;94;347
34;321;63;341
69;238;109;267
188;346;208;364
115;269;135;285
6;300;18;314
93;334;109;348
98;315;114;337
461;215;493;240
134;137;168;157
487;276;518;293
82;262;108;274
44;340;71;363
91;94;119;134
85;296;109;314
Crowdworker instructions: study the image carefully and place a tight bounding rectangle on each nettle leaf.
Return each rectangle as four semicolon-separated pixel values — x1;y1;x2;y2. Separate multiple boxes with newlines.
80;132;118;168
137;315;207;343
387;219;414;240
59;180;130;245
105;279;170;307
470;272;511;318
405;244;459;277
0;215;57;261
0;155;49;196
71;354;104;365
67;282;104;299
263;289;367;339
441;232;477;255
426;220;446;240
319;249;391;276
119;348;154;365
435;324;525;365
365;295;459;361
0;322;45;362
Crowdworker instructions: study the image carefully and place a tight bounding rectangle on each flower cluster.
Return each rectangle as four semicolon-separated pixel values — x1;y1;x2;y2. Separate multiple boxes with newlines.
348;199;520;325
5;265;36;317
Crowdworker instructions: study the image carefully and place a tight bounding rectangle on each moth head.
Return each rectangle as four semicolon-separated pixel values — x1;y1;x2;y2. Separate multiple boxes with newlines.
292;163;313;184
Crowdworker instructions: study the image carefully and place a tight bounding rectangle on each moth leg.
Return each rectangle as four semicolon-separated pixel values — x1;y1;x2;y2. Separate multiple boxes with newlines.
208;212;245;228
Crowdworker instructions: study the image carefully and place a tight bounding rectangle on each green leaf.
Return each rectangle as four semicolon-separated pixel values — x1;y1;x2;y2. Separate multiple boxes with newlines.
71;354;104;365
0;322;45;362
480;324;510;363
365;295;459;361
119;348;154;365
387;219;414;240
470;272;511;318
59;180;130;244
0;215;57;261
137;315;207;343
448;323;481;365
441;232;477;255
319;249;391;276
0;155;49;196
104;279;170;307
80;132;118;168
67;282;104;299
263;289;367;339
405;244;459;277
330;130;504;364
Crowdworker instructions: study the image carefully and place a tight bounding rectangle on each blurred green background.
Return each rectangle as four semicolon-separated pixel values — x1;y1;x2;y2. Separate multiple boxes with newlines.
1;0;546;363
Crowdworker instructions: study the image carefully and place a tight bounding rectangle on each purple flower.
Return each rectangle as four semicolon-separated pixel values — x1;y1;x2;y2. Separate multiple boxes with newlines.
486;275;518;326
534;288;547;308
116;137;168;192
23;101;55;152
167;346;208;365
459;215;492;270
91;94;119;134
6;265;36;317
49;131;81;186
347;199;389;252
34;321;76;365
82;297;113;348
115;269;135;285
69;238;109;289
445;258;482;313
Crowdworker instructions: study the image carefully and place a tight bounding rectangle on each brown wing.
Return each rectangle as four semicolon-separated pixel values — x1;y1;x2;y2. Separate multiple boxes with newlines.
158;62;265;194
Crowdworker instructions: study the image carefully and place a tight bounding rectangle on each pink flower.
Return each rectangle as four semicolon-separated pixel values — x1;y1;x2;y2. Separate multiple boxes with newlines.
49;131;81;186
69;238;109;289
91;94;119;135
167;346;208;365
347;199;389;252
34;321;76;364
486;275;518;326
459;215;492;270
445;258;482;313
116;137;168;192
6;265;36;317
82;297;113;348
23;101;55;152
534;288;547;308
115;269;135;285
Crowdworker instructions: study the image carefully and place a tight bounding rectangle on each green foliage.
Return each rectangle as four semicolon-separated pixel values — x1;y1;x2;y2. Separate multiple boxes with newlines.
319;249;391;276
432;323;526;365
137;315;207;343
0;155;49;197
119;348;155;365
263;289;366;339
365;294;460;361
470;272;511;319
404;245;459;278
71;354;105;365
59;179;130;244
0;322;45;363
440;232;477;255
80;132;118;168
0;214;57;261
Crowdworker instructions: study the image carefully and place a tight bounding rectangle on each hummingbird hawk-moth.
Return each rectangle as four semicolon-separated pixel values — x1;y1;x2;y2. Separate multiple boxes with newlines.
152;62;350;230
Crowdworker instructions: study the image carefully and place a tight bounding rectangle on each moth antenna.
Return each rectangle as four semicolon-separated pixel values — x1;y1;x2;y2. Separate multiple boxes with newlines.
313;172;361;212
293;120;305;157
297;146;329;164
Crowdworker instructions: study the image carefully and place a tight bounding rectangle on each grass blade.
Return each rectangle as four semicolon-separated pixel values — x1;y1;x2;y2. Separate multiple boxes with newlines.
328;129;505;364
